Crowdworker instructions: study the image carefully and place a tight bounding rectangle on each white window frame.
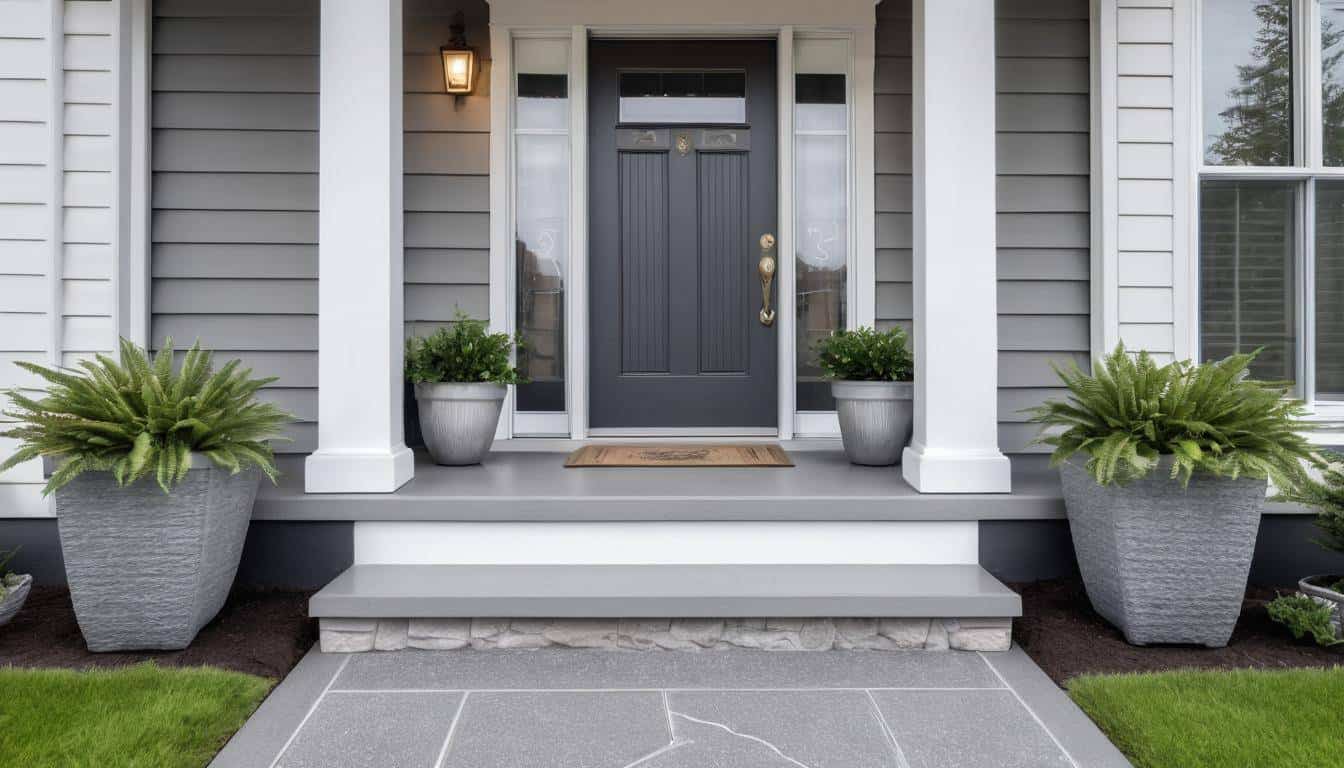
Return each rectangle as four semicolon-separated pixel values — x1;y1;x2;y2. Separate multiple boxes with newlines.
489;17;877;440
1194;0;1344;433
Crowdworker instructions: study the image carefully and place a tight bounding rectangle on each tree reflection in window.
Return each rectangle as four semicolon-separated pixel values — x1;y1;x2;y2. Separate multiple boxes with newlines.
1204;0;1292;166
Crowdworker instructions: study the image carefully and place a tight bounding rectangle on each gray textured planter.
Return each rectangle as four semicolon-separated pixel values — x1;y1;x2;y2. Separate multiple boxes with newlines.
415;382;506;466
53;456;259;652
831;380;913;466
0;574;32;626
1060;458;1266;647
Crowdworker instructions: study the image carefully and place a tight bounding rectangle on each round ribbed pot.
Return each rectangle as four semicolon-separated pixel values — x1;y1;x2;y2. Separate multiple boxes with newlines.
1059;457;1266;647
53;456;259;651
415;382;507;466
0;574;32;626
831;380;914;466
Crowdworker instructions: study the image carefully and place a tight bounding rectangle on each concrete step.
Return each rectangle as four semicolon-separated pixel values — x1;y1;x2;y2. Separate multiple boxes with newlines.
308;563;1022;619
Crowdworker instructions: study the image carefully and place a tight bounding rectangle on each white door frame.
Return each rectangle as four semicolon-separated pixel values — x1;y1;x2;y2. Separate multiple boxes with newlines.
487;3;877;440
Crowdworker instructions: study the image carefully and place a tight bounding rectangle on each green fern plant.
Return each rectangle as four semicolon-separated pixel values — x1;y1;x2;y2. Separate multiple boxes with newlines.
0;338;292;496
1273;451;1344;555
1026;344;1319;488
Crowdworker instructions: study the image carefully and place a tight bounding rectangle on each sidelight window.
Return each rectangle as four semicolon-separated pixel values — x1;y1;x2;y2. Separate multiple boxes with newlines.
794;39;851;411
513;38;571;413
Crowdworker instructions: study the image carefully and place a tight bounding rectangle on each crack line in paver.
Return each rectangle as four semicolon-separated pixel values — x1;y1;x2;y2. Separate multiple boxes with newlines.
669;711;815;768
864;689;912;768
976;652;1080;768
621;691;687;768
622;739;691;768
431;691;469;768
268;653;352;768
661;691;675;742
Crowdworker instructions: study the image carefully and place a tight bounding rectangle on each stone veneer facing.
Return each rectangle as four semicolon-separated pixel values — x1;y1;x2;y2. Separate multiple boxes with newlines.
319;617;1013;653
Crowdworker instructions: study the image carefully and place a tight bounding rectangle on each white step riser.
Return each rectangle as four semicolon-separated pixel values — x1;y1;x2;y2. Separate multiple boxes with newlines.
354;521;979;566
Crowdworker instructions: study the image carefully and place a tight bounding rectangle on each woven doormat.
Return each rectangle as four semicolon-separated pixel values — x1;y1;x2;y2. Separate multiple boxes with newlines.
564;444;793;468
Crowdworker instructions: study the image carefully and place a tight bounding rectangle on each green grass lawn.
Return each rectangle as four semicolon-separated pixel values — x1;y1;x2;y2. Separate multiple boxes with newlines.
0;663;272;768
1070;667;1344;768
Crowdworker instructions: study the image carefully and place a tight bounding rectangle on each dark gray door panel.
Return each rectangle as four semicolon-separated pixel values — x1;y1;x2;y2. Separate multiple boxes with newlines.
589;40;778;429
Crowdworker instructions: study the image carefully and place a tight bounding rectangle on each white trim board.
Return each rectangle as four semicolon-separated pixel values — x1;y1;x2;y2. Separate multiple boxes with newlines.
485;0;879;29
489;19;877;440
354;520;979;565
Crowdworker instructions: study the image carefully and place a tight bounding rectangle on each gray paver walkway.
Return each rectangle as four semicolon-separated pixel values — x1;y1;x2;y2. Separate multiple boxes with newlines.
212;647;1132;768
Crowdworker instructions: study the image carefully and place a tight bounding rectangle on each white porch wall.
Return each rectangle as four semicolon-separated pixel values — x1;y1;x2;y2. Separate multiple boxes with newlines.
1097;0;1190;363
0;0;119;519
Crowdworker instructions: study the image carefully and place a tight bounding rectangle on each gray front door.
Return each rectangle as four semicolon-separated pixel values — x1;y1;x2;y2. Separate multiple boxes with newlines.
589;40;778;430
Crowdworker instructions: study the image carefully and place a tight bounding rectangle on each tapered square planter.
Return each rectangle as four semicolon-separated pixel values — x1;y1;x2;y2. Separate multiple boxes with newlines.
1059;458;1266;647
53;456;260;652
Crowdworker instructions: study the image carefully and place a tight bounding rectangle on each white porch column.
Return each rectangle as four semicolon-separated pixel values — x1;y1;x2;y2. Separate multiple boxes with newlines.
305;0;414;493
902;0;1011;493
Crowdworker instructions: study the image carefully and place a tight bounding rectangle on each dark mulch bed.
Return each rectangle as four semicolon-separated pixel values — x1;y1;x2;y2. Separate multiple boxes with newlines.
1015;577;1344;687
0;587;315;679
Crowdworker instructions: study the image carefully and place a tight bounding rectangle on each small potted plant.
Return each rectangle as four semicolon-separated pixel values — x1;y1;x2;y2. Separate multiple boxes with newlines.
0;338;290;651
1267;454;1344;646
1028;345;1319;647
0;547;31;627
405;313;523;466
816;326;914;466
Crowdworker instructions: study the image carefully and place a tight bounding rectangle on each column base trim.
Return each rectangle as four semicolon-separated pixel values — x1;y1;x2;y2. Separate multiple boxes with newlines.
305;446;415;493
902;443;1012;494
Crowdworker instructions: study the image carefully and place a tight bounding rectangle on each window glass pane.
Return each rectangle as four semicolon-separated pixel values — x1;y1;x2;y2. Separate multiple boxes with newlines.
795;73;848;410
618;71;746;124
1202;0;1293;166
514;38;569;414
515;133;568;411
1317;182;1344;398
1199;180;1297;384
517;73;568;130
795;74;846;131
1324;2;1344;165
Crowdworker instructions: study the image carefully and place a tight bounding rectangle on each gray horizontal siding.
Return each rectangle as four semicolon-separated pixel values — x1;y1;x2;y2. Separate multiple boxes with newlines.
875;0;1091;453
148;0;492;452
403;1;491;329
150;0;319;453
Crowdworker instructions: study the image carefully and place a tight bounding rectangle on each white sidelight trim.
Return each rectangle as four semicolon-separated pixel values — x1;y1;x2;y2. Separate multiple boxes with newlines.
851;24;876;331
118;0;153;347
488;24;513;440
354;520;979;565
306;0;414;493
46;0;64;368
567;26;589;440
902;0;1011;494
777;26;796;440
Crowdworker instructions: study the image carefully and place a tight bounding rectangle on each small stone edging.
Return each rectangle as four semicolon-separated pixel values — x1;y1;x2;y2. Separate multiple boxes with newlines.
319;617;1012;653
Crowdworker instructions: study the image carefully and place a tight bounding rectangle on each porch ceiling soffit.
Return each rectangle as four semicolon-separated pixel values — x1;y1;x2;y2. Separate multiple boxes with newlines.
484;0;879;30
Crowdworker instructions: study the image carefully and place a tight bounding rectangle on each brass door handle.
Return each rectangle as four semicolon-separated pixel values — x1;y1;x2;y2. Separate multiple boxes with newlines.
758;233;776;327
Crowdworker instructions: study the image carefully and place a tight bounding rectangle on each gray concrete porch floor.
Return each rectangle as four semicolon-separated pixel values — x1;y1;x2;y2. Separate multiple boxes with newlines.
211;647;1131;768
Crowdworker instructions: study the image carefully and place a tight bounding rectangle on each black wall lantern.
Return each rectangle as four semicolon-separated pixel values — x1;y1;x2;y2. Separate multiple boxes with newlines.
440;12;477;96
